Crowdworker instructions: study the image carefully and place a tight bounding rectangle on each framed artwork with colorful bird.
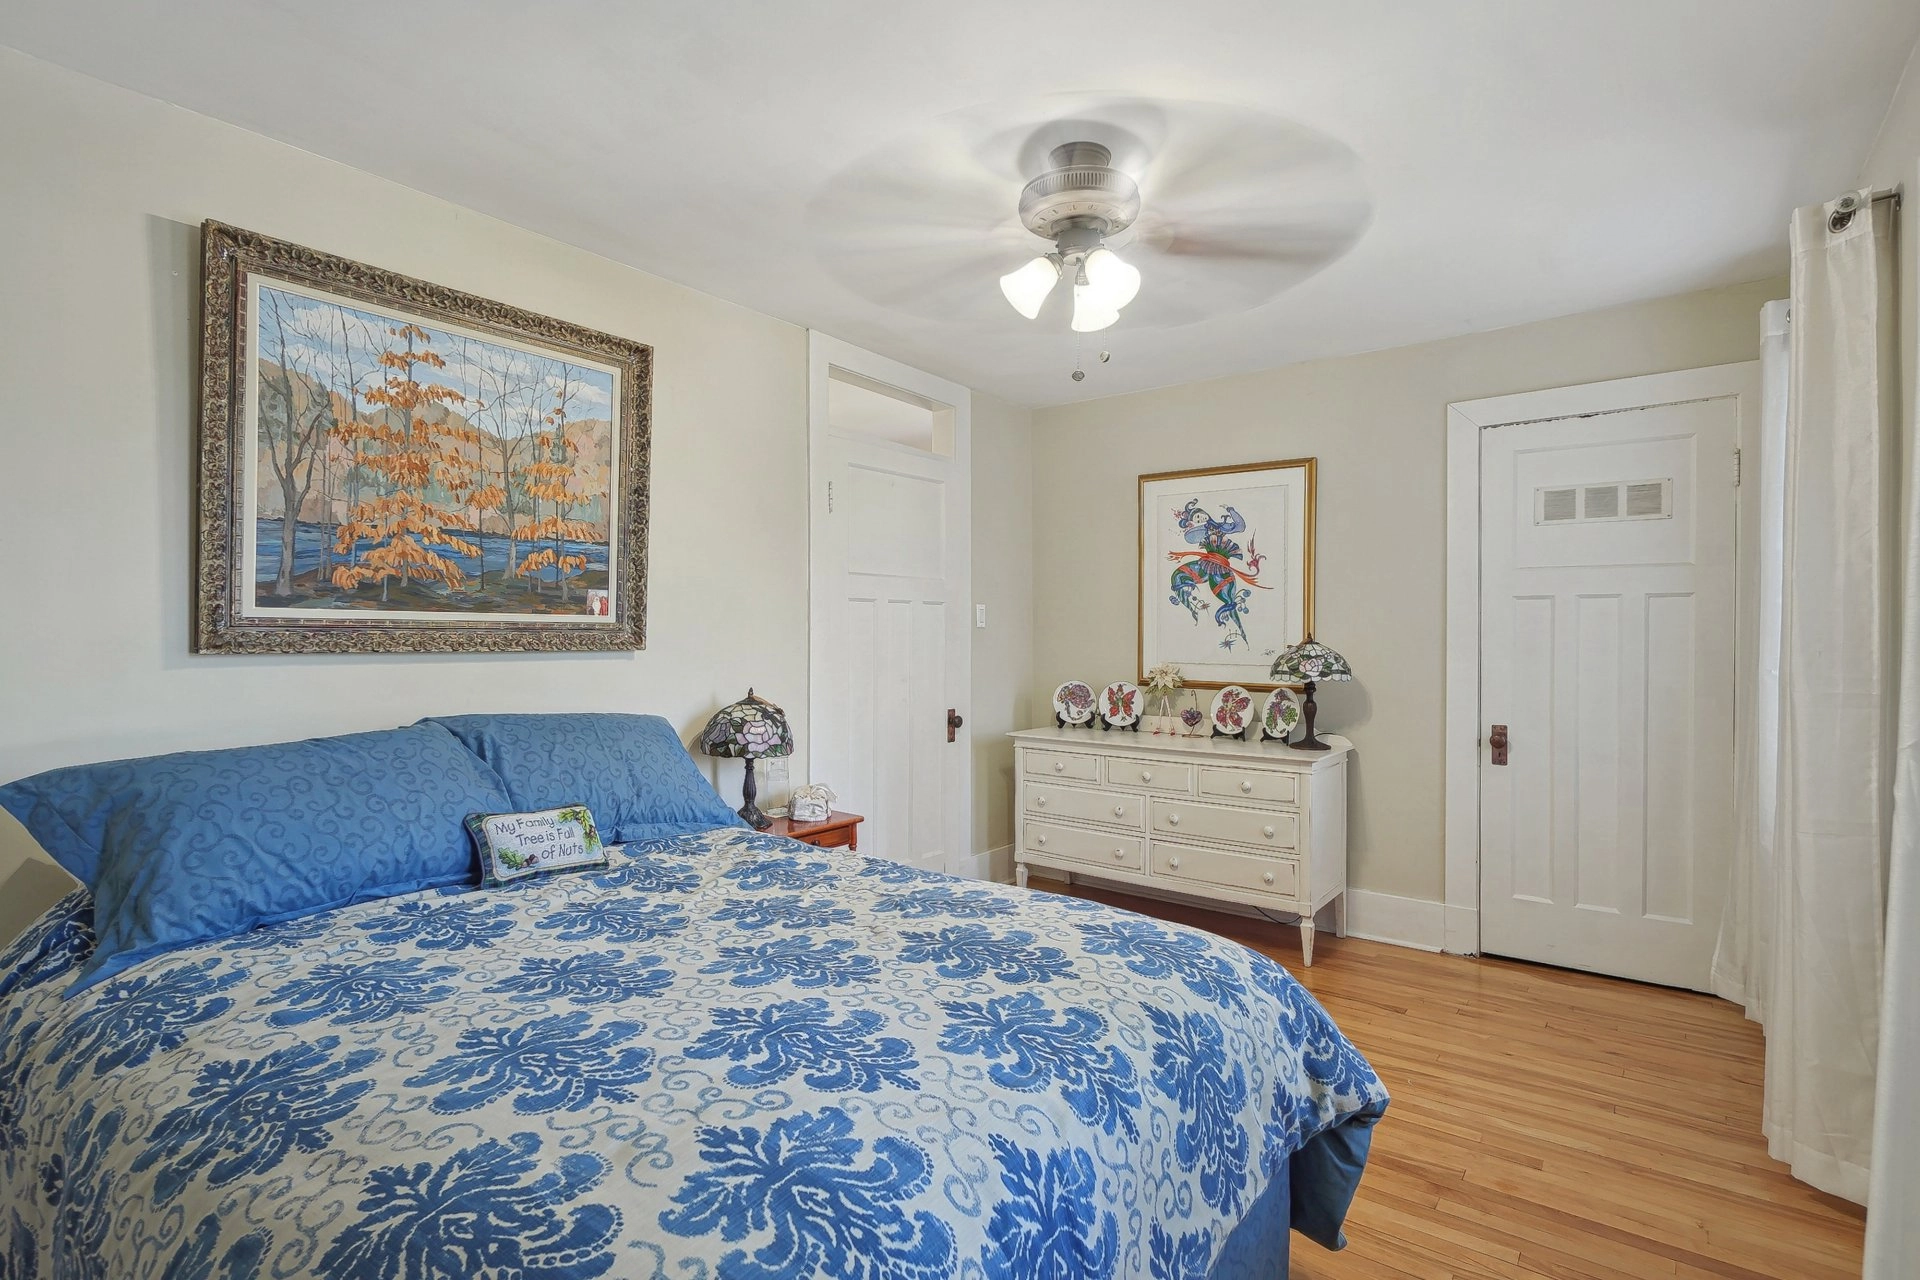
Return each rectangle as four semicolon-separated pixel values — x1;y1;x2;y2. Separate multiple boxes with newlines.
1137;458;1315;690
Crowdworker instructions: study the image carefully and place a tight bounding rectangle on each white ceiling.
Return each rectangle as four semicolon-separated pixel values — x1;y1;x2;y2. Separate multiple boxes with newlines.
4;1;1915;406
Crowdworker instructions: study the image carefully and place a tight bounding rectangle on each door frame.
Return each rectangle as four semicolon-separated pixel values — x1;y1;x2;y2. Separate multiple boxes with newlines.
1443;361;1762;956
806;330;974;870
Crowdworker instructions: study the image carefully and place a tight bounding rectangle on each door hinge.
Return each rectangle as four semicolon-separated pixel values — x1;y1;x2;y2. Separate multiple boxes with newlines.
827;479;834;513
1732;447;1742;487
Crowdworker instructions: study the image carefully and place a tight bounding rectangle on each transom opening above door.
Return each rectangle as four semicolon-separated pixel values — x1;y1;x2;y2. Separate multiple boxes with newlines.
827;366;955;456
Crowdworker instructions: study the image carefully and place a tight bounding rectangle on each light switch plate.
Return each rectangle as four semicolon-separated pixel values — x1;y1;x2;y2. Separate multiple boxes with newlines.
975;604;987;629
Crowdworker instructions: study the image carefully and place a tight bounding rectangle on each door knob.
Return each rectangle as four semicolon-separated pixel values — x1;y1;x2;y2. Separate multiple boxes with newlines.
1489;724;1509;766
947;708;964;743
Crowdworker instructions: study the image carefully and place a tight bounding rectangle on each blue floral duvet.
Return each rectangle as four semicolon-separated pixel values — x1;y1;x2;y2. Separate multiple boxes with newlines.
0;828;1387;1279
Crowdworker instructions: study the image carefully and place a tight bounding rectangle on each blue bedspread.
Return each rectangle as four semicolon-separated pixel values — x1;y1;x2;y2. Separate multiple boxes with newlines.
0;828;1387;1278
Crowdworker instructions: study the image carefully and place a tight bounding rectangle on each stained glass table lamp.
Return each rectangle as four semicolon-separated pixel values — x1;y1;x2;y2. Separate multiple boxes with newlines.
698;689;794;830
1269;639;1353;751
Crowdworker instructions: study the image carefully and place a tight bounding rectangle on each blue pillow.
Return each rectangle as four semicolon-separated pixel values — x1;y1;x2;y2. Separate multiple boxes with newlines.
425;713;743;842
0;723;512;992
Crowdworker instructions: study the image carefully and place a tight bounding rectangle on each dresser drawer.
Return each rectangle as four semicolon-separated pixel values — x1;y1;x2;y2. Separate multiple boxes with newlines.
1024;784;1144;828
1149;798;1299;851
1197;766;1299;807
1151;840;1299;899
1023;821;1146;872
1023;750;1100;782
1103;758;1193;793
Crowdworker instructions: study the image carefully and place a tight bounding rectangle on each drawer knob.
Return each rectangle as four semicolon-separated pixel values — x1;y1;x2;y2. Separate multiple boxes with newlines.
1141;771;1153;782
1167;813;1181;826
1036;796;1048;807
1113;805;1126;817
1054;761;1065;772
1036;834;1047;845
1262;871;1276;886
1168;856;1182;869
1112;848;1125;860
1263;825;1275;839
1241;780;1254;793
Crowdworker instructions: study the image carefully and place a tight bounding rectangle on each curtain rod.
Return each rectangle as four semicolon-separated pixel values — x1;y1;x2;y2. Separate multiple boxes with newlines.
1829;185;1900;231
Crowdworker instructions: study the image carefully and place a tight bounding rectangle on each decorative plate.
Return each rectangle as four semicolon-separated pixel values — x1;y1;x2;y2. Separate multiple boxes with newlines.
1210;685;1254;735
1259;688;1301;740
1100;681;1142;727
1053;680;1096;725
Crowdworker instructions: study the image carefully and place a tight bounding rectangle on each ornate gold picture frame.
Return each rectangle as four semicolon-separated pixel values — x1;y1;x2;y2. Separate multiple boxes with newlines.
194;221;650;654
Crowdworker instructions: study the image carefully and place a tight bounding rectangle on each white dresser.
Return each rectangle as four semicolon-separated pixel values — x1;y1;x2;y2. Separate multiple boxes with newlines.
1010;727;1350;964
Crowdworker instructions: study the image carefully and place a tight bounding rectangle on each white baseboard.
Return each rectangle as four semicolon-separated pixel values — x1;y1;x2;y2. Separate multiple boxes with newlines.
1344;889;1446;952
1010;867;1451;956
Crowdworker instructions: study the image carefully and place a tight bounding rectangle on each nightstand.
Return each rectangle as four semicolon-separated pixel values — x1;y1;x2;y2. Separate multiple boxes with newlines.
770;810;864;851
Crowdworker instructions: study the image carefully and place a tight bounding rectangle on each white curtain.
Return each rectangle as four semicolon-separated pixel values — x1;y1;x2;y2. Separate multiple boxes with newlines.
1865;184;1919;1272
1713;191;1898;1205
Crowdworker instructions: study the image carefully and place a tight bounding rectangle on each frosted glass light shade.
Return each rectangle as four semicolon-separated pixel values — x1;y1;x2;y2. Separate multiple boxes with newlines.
1071;284;1120;332
998;255;1059;319
1081;248;1141;310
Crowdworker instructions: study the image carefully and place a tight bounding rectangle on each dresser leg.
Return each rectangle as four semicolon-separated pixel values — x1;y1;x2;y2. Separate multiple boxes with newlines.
1015;863;1029;889
1333;893;1348;938
1299;919;1315;967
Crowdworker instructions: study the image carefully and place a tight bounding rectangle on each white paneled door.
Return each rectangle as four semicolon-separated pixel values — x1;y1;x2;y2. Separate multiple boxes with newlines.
1479;396;1738;989
808;335;972;877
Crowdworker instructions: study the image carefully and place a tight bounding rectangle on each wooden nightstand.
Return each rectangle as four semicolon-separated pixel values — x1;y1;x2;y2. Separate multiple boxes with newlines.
769;810;864;851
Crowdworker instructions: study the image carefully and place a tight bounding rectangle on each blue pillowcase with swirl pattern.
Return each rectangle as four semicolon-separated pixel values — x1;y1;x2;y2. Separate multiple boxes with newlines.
0;722;512;992
425;713;744;843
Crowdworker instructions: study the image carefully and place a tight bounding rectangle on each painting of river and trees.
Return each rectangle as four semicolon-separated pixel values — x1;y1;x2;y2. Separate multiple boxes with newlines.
196;223;650;654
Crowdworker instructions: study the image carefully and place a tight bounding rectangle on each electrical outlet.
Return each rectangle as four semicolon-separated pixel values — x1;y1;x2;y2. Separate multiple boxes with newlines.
975;604;988;629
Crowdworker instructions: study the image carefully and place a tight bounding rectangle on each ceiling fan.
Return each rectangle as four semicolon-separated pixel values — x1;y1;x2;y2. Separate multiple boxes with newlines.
806;95;1371;334
999;141;1145;332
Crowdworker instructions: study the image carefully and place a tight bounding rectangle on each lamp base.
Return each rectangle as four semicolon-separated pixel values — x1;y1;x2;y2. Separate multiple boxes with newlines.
1292;680;1333;751
739;757;773;830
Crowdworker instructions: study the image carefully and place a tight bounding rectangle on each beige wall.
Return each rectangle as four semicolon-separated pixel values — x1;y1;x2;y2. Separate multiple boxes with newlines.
1030;275;1786;903
0;49;1037;903
0;51;822;889
969;394;1035;876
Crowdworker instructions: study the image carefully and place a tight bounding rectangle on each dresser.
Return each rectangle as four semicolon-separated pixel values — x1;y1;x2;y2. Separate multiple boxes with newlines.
1010;728;1350;964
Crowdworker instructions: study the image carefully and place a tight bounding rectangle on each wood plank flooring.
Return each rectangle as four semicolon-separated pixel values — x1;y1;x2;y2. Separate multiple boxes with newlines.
1049;881;1866;1280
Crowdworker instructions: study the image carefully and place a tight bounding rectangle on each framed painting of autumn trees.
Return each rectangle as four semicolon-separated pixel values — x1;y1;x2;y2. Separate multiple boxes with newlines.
194;222;649;653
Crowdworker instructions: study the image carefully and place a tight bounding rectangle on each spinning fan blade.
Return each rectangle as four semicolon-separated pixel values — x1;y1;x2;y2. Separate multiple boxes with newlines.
807;93;1371;327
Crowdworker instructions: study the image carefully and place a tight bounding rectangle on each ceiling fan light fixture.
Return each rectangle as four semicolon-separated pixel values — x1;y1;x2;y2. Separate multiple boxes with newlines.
1081;247;1141;311
998;255;1059;319
1071;285;1120;332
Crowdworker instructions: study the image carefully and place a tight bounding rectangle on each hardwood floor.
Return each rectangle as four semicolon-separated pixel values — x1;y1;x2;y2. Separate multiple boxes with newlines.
1049;881;1867;1280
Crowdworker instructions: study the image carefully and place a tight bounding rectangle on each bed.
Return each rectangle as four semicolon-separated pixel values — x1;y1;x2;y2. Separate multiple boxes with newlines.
0;719;1386;1279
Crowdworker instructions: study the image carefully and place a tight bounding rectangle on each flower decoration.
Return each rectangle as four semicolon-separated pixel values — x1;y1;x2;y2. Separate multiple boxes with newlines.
1144;662;1184;696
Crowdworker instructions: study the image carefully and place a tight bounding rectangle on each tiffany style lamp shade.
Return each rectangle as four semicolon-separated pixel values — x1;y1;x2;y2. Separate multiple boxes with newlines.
698;689;794;830
1269;639;1353;751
